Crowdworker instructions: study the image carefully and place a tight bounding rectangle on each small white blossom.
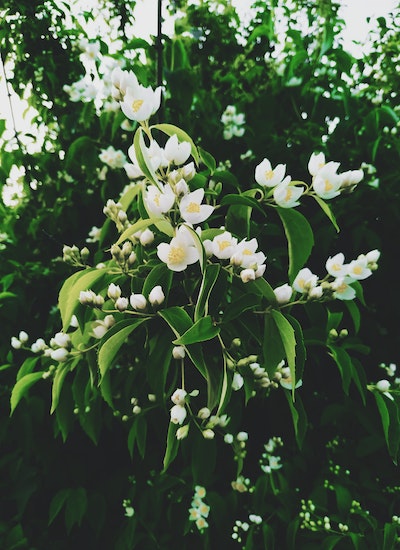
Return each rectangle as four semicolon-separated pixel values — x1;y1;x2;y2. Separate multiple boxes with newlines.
273;182;303;208
376;379;391;392
347;256;372;280
179;188;214;225
129;293;147;310
107;283;122;301
170;404;187;425
164;134;191;165
171;388;187;405
326;253;349;278
293;268;318;293
212;231;238;260
312;161;342;199
255;158;289;188
273;283;293;304
331;277;356;301
11;336;22;349
144;184;175;216
157;229;199;272
240;268;256;283
139;228;155;246
172;346;186;359
232;372;244;391
308;152;326;176
50;348;69;362
115;297;129;311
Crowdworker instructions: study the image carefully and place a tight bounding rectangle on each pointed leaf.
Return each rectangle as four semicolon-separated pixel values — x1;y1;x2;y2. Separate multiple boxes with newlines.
276;207;314;284
162;421;180;471
173;315;220;345
10;371;44;415
312;195;339;232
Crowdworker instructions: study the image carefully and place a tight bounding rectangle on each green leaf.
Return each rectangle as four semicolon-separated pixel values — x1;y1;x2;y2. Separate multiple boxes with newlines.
249;277;277;304
98;318;148;379
133;126;161;188
48;489;70;526
194;263;220;321
263;313;286;375
59;267;108;331
151;123;200;165
222;292;261;323
162;421;180;471
271;310;297;396
373;392;400;463
51;360;75;414
328;345;352;395
142;262;173;298
198;146;216;173
16;356;40;381
65;487;87;533
220;193;266;215
10;371;44;415
284;391;307;448
276;207;314;284
344;300;361;333
312;195;340;232
383;522;398;550
321;535;343;550
116;216;172;245
173;315;220;345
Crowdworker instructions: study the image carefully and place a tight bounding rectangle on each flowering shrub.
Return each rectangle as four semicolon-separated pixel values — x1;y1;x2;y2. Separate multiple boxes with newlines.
10;67;381;474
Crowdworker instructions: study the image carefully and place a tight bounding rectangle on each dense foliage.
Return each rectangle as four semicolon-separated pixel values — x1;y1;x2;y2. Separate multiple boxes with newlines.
1;1;400;549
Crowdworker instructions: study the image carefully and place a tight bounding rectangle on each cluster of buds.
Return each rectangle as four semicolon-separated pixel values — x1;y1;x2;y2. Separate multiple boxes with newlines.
63;244;90;267
368;362;399;400
231;475;253;493
79;289;105;307
220;105;246;140
103;199;131;233
91;314;115;339
188;486;210;532
231;514;263;544
259;436;283;474
48;331;72;362
11;330;29;350
110;241;136;272
99;145;127;169
224;431;248;460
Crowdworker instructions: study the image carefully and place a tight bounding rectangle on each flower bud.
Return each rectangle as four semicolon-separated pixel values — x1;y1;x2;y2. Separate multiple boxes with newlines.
172;345;185;359
11;337;22;349
115;297;129;311
240;268;256;283
53;332;71;348
170;404;187;425
148;285;165;306
176;424;189;440
121;241;133;257
50;348;69;362
18;331;29;343
130;293;147;310
273;283;293;304
232;372;244;391
80;247;90;261
127;252;137;265
376;379;391;392
198;407;211;420
171;388;187;406
202;429;215;440
237;431;248;442
139;228;154;246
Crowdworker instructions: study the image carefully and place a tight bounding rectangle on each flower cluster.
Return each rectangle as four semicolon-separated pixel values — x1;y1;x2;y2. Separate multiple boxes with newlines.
188;486;210;532
99;145;127;169
259;437;283;474
220;105;246;140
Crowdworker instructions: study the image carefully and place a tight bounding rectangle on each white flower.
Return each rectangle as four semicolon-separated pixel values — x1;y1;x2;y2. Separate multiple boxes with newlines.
331;277;356;300
198;407;211;419
148;285;165;306
232;372;244;391
139;228;155;246
308;152;326;176
99;146;127;169
119;72;162;122
347;256;372;280
273;182;303;208
107;283;122;301
273;283;293;304
172;346;186;359
170;404;187;425
176;425;189;440
164;134;191;165
312;161;342;199
157;230;199;272
212;231;238;260
50;348;69;362
144;183;175;215
171;388;187;405
255;264;266;278
240;268;256;283
231;238;266;269
293;268;318;293
308;286;323;299
179;188;214;225
224;433;234;444
326;253;349;278
124;162;143;179
174;178;189;196
255;158;288;188
130;293;147;310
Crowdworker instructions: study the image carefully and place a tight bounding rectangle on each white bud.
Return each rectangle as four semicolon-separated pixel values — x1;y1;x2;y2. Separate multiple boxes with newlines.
53;332;71;348
50;348;69;362
202;429;215;440
366;249;380;263
170;404;187;425
237;431;248;442
273;283;293;304
176;424;189;440
224;433;234;444
11;337;22;350
171;388;187;405
140;228;154;246
18;331;29;343
240;268;256;283
104;314;116;328
115;297;129;311
376;379;391;392
148;285;165;306
130;293;147;310
198;407;211;420
172;345;185;359
108;283;122;300
132;405;142;415
232;372;244;391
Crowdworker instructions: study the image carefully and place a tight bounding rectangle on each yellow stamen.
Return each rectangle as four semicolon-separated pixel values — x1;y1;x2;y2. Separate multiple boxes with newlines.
218;240;231;251
352;265;363;275
154;193;160;206
324;180;333;191
242;248;252;255
285;188;292;201
132;99;144;112
186;202;200;213
265;169;274;180
168;246;186;265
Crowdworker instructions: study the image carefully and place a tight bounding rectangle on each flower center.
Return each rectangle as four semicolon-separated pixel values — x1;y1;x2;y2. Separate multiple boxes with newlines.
218;240;231;251
242;248;252;255
352;265;363;275
265;169;274;180
132;99;144;112
324;179;333;191
285;188;292;201
168;245;186;265
186;202;200;213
